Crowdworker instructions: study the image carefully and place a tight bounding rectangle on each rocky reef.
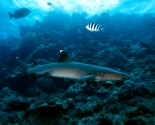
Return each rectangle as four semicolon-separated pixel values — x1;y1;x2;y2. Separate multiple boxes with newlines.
0;11;155;124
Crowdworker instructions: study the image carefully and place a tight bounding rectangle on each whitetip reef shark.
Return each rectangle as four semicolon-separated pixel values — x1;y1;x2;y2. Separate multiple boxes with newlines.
16;50;127;82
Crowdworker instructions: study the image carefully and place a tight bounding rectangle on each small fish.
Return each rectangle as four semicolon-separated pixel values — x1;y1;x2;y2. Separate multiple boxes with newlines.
8;8;31;19
148;23;155;27
47;2;52;6
85;23;104;32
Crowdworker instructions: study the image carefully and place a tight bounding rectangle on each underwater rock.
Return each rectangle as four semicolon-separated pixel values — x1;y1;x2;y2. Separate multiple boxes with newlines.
78;116;100;125
108;37;126;47
101;81;113;88
118;80;153;100
0;87;18;99
82;84;96;95
66;84;83;97
0;87;11;94
8;99;30;111
0;81;7;91
94;48;128;69
125;106;140;118
137;103;154;115
1;10;155;125
114;79;125;86
20;32;38;49
45;30;60;43
74;99;103;118
18;32;38;59
25;86;43;96
24;43;61;62
124;116;151;125
19;25;32;37
64;98;75;109
74;104;87;117
127;44;147;58
6;72;36;94
94;87;109;96
99;113;123;125
34;102;64;117
104;93;118;105
35;78;56;94
6;113;17;122
0;112;10;124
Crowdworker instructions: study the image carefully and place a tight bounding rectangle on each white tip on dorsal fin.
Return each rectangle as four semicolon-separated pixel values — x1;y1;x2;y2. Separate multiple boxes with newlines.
58;50;72;63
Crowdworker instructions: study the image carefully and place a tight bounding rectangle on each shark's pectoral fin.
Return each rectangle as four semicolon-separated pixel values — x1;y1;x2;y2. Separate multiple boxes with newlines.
78;75;96;82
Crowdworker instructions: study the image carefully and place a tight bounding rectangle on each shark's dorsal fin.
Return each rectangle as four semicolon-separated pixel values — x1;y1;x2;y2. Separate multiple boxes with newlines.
58;50;72;62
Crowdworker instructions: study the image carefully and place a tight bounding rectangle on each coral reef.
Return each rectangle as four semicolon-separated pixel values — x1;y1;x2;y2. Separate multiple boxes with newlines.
0;11;155;124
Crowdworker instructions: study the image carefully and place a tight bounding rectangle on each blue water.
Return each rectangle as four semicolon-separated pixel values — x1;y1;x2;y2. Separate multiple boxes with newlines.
0;0;155;39
0;0;155;124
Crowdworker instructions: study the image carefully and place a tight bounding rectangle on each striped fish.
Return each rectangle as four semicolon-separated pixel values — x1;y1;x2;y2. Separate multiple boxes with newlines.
85;23;104;32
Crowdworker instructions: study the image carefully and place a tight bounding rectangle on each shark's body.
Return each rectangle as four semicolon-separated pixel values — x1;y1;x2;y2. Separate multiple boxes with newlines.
16;50;127;81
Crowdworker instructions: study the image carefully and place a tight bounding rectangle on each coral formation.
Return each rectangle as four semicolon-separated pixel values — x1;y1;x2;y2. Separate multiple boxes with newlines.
0;11;155;124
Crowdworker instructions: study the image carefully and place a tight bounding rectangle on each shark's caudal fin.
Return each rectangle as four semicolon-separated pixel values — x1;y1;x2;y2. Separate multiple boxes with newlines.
16;57;29;79
8;12;14;19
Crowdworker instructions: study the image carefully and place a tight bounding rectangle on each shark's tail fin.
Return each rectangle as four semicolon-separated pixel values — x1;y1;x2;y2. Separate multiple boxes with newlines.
8;12;14;19
16;57;29;79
